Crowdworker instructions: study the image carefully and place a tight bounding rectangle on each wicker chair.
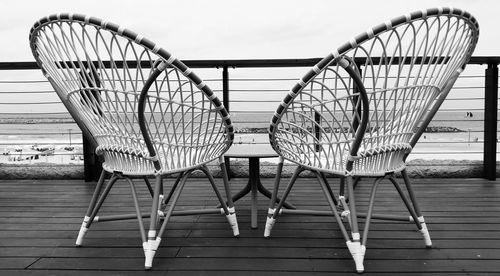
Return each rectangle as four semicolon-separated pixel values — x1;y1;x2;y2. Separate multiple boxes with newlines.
29;13;239;269
264;8;479;273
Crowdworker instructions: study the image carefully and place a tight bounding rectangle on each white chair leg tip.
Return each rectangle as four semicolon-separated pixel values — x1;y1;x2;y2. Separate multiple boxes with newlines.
347;241;366;274
75;227;87;246
143;238;160;270
225;213;239;237
264;217;275;237
419;222;432;248
144;253;154;269
232;226;240;237
75;238;84;246
354;258;365;273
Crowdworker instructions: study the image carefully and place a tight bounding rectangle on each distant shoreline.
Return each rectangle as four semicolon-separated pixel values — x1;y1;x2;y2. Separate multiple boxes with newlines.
0;118;466;133
0;119;74;124
235;126;465;133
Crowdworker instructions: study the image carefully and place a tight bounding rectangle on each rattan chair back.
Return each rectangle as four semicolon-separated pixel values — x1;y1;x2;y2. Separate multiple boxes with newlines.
30;14;233;175
270;8;479;176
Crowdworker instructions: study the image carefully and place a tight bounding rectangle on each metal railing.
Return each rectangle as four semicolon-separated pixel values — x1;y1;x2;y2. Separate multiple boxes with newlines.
0;57;498;180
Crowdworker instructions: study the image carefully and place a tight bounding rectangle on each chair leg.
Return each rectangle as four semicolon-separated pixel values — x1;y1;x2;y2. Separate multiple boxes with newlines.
202;163;239;237
388;175;432;248
315;172;351;241
359;177;383;272
337;177;353;225
218;156;235;209
401;170;432;248
144;175;163;270
267;157;284;220
76;169;107;246
163;173;183;212
77;172;120;247
125;177;147;246
338;195;352;226
143;176;164;220
85;174;120;228
143;176;154;197
144;173;189;270
353;176;362;190
264;165;303;237
218;157;239;236
316;173;365;272
344;175;365;273
339;176;361;202
339;176;346;197
320;173;338;206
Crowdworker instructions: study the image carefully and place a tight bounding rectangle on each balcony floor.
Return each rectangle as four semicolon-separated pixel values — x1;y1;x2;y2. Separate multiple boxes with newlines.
1;176;499;275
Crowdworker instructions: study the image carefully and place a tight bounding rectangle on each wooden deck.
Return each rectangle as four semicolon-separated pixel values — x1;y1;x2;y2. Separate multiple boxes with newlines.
1;176;499;275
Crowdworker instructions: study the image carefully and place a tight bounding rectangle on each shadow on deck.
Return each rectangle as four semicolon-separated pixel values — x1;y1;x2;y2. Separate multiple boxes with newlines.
1;177;499;275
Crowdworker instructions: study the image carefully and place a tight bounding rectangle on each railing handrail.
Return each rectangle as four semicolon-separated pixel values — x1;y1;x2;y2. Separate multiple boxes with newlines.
2;56;500;70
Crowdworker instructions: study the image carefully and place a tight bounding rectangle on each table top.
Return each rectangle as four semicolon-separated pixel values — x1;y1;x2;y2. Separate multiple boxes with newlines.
224;143;279;158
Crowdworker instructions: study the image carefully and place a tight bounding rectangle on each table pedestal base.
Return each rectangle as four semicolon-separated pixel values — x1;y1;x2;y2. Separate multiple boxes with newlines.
232;157;295;229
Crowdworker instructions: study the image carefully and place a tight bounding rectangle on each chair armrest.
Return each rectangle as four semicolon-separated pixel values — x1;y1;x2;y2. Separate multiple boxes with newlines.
337;58;370;172
138;61;168;171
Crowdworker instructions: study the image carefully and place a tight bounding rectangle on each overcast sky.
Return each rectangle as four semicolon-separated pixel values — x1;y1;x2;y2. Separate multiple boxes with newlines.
0;0;498;62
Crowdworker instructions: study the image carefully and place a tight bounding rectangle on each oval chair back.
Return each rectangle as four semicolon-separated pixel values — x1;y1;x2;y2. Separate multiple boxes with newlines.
269;8;479;177
30;14;234;176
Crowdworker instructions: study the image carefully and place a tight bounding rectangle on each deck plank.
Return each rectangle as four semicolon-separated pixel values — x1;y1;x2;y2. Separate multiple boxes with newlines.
1;177;499;274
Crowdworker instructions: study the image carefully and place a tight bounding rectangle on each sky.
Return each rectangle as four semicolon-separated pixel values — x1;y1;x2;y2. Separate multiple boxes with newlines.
1;0;498;62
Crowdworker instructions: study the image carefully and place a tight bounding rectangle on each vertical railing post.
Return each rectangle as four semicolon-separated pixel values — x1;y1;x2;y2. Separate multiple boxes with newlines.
83;135;102;182
222;66;230;113
222;66;232;177
483;62;498;180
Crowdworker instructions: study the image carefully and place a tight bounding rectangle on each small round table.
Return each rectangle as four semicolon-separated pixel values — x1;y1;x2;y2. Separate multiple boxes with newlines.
225;143;295;229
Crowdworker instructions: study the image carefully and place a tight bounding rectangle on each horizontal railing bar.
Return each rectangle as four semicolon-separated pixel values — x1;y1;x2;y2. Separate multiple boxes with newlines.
417;141;484;144
229;78;299;81
0;123;76;125
0;90;55;94
225;89;290;91
226;87;487;92
443;87;486;90
0;80;48;83
412;152;484;154
437;108;488;112
0;132;81;135
229;107;491;111
0;111;71;116
0;102;61;105
0;61;39;70
231;74;487;79
0;144;82;147
3;56;500;71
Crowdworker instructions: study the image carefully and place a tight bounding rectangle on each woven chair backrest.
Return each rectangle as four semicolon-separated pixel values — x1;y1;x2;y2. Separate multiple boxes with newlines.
29;14;233;173
270;8;479;174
